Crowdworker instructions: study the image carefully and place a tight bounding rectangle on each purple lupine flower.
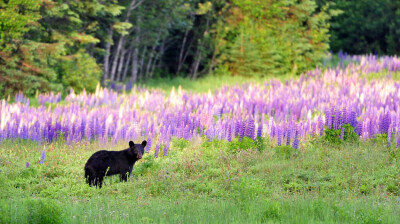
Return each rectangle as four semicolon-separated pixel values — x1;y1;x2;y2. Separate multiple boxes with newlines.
333;110;339;130
227;124;232;142
292;129;299;149
319;116;324;136
277;128;282;146
386;112;392;132
126;80;133;92
396;132;400;148
356;120;363;136
238;121;244;142
271;125;276;137
387;125;392;148
184;125;190;140
311;123;316;136
154;143;160;158
146;137;152;152
40;147;46;164
233;121;239;138
342;108;347;124
326;110;332;129
350;111;357;127
245;119;255;140
382;113;390;134
26;162;29;168
256;124;262;138
382;114;387;134
110;82;116;90
286;128;291;146
163;142;170;156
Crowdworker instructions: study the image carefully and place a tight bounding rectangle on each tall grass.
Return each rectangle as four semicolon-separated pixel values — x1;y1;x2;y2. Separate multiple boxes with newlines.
1;137;399;223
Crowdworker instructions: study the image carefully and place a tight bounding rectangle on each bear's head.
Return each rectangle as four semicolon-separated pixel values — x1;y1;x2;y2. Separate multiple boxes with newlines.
129;140;147;160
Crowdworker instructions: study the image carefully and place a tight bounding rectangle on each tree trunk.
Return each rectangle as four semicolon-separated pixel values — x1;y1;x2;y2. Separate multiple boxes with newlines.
109;36;125;82
103;28;113;84
145;31;161;78
190;17;210;80
190;52;202;80
116;48;126;82
138;47;147;80
209;50;216;73
177;27;190;74
122;48;133;82
109;0;139;82
130;47;139;83
131;17;141;83
151;37;166;77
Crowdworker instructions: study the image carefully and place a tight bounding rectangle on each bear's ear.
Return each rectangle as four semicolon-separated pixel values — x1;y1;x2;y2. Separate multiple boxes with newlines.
141;140;147;148
129;141;134;148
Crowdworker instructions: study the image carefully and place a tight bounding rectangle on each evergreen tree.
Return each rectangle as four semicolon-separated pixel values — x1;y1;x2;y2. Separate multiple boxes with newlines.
216;0;337;77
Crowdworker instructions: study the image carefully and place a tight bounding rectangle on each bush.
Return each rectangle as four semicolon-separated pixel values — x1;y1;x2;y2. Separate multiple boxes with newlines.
59;51;102;94
228;137;257;154
323;124;359;145
218;0;339;77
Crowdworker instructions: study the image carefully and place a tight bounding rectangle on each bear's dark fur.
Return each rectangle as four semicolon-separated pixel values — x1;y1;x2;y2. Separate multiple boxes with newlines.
84;140;146;188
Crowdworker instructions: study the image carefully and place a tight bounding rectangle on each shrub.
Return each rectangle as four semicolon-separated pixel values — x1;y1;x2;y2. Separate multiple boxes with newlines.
228;137;257;154
323;124;359;144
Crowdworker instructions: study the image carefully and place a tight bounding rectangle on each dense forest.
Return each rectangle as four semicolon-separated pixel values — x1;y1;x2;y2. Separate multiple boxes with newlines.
0;0;399;97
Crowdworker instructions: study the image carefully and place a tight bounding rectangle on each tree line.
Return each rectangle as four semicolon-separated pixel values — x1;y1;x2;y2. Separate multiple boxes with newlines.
0;0;398;98
316;0;400;55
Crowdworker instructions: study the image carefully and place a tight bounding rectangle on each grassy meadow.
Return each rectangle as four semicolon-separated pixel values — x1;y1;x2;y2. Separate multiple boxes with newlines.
2;58;400;223
1;130;400;223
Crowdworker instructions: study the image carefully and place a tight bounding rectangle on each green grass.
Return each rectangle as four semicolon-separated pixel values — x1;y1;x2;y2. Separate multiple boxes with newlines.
139;73;294;93
365;71;400;82
0;137;399;223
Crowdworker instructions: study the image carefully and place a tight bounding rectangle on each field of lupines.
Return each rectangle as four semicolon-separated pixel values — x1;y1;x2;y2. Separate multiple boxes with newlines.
3;55;400;155
1;55;400;223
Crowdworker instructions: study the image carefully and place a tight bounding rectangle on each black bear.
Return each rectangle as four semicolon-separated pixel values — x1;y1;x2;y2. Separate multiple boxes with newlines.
84;140;146;188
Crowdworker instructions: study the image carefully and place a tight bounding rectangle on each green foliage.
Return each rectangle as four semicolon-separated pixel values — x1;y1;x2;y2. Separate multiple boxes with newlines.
372;134;389;145
323;124;359;145
26;198;63;224
228;136;256;154
113;22;133;36
261;200;283;221
316;0;400;54
217;0;337;77
59;51;101;93
274;145;297;159
0;0;109;98
0;0;42;52
134;154;159;177
0;201;11;223
255;136;268;152
171;137;190;151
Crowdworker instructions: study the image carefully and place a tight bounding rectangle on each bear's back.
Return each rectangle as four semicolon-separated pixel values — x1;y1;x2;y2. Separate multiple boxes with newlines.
85;150;129;168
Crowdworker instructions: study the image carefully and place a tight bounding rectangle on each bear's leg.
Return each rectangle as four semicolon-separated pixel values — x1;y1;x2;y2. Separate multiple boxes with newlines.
120;173;128;182
98;176;104;188
85;168;95;187
93;176;99;187
88;176;95;187
93;175;102;188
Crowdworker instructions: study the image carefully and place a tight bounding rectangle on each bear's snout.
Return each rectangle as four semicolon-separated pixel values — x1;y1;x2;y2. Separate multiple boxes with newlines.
137;153;142;159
